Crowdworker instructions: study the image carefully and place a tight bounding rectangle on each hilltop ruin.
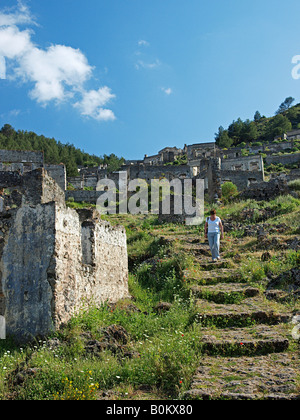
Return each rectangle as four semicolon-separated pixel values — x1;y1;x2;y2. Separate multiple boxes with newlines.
66;136;300;205
0;133;299;340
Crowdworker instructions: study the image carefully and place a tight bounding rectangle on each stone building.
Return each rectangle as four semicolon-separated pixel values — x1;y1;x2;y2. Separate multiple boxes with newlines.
143;146;183;165
186;142;218;162
282;129;300;141
0;149;67;191
0;169;129;342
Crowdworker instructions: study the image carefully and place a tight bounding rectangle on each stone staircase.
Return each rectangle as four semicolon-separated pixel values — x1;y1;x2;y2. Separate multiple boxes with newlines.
181;239;300;400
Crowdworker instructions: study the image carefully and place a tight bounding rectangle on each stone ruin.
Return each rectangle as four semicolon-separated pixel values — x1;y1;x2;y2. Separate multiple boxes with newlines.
0;167;129;342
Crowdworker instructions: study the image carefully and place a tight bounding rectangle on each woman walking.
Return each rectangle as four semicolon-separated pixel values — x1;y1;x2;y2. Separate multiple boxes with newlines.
204;209;224;262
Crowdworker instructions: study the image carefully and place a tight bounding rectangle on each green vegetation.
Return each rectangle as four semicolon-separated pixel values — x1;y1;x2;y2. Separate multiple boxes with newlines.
221;182;238;203
165;154;188;166
288;179;300;191
215;98;300;147
0;124;124;176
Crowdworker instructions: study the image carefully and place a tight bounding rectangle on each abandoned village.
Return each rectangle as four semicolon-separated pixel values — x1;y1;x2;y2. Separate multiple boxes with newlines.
0;129;299;342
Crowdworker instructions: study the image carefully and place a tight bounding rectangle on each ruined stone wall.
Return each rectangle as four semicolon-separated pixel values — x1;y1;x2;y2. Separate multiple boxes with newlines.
224;141;295;159
126;164;191;182
0;169;65;208
286;169;300;181
0;149;67;191
239;178;289;201
44;164;67;191
221;155;264;172
68;176;83;189
264;153;300;167
0;170;129;341
207;158;222;201
0;204;56;340
66;190;105;204
0;150;44;165
221;170;265;191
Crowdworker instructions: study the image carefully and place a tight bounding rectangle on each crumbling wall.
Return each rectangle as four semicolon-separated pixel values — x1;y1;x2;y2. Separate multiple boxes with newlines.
207;158;222;201
66;190;104;204
0;169;65;208
221;170;265;190
264;153;300;167
1;204;56;340
0;150;44;165
0;169;129;341
239;178;289;201
221;155;264;172
44;164;67;191
47;206;129;331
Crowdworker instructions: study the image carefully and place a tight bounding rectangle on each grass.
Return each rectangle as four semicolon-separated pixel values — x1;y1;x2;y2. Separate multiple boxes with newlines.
0;195;299;400
288;179;300;192
1;297;202;400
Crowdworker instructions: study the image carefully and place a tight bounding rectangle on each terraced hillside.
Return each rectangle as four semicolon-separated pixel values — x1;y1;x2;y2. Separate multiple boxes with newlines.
0;195;299;400
180;237;300;400
141;203;300;400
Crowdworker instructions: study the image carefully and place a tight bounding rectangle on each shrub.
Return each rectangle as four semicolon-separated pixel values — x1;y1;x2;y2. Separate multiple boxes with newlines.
288;179;300;191
221;182;238;202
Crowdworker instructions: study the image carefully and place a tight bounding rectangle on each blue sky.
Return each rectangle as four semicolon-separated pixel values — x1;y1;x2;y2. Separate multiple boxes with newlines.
0;0;300;160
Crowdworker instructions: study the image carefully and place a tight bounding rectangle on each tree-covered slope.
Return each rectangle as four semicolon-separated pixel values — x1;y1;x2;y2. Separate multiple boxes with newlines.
215;98;300;148
0;124;124;176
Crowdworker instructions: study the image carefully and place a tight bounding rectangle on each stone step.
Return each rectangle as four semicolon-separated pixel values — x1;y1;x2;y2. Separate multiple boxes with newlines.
190;283;260;304
181;243;212;258
194;297;292;328
184;268;244;285
184;353;300;400
199;325;290;356
198;261;233;271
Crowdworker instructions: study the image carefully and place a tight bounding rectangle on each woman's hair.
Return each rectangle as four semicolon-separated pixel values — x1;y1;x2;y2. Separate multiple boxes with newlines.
210;209;216;215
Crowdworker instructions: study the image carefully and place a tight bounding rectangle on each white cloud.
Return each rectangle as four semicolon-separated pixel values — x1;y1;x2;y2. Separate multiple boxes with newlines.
161;87;172;95
0;1;116;121
0;1;36;27
0;109;21;118
138;40;150;47
0;25;32;59
17;45;93;103
0;56;5;79
74;87;116;121
135;59;161;70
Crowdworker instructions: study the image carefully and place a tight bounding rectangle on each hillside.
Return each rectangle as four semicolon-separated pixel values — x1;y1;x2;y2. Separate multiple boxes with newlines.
0;124;124;177
216;100;300;148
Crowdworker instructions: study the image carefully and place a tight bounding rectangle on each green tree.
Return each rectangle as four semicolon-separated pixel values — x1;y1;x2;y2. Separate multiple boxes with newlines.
227;118;245;145
276;97;295;115
103;154;125;173
241;119;258;142
215;126;233;148
266;114;292;140
254;111;262;122
0;124;15;138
